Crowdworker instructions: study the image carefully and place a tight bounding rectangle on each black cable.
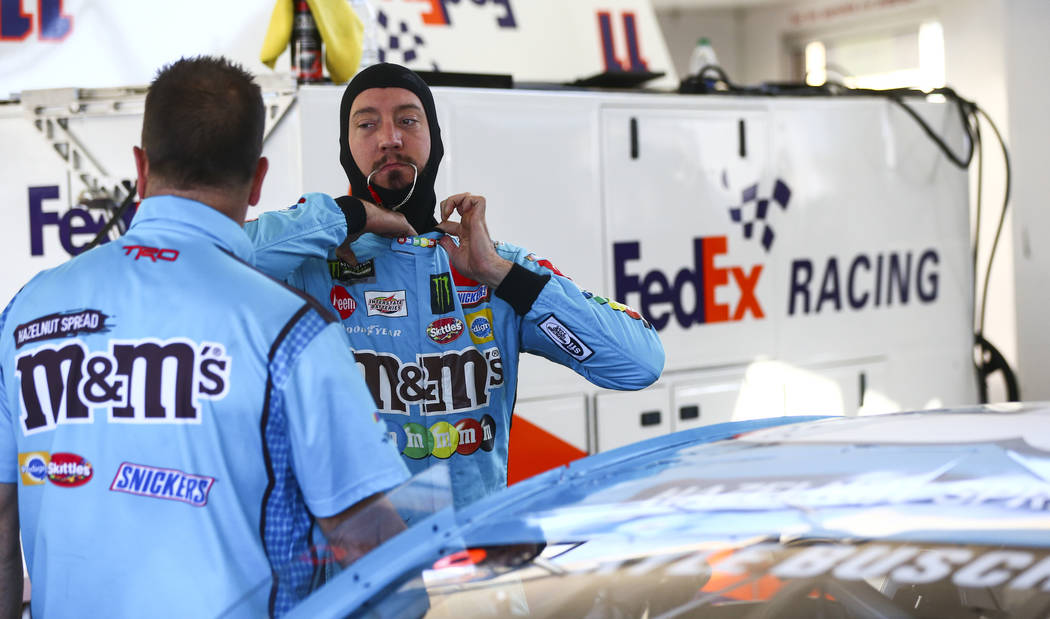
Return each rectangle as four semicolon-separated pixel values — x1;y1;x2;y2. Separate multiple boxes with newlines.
974;107;1011;342
82;183;137;253
887;88;976;169
681;65;1016;401
971;113;982;337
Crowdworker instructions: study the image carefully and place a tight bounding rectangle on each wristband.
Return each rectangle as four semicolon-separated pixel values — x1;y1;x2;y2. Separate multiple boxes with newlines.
495;263;550;316
335;195;367;235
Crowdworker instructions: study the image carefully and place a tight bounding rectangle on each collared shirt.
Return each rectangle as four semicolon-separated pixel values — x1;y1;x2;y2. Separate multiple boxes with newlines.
0;195;408;618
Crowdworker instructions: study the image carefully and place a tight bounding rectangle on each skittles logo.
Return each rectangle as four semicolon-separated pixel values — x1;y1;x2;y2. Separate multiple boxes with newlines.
48;452;93;487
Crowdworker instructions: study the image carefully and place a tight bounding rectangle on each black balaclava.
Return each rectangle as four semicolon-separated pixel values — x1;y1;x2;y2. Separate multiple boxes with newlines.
338;63;444;234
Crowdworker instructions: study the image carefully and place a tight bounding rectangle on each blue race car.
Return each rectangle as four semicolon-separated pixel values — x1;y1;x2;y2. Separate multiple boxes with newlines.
288;403;1050;618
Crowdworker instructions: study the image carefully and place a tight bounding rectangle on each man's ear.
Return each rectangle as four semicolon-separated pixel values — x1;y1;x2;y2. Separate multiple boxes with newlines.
248;157;269;207
133;146;149;199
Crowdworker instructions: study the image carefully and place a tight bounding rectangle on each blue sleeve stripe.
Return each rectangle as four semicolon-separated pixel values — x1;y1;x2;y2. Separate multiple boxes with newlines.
259;305;331;616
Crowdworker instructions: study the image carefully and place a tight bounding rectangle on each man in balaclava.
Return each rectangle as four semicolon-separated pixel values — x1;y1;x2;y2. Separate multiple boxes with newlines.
337;62;443;235
245;63;665;509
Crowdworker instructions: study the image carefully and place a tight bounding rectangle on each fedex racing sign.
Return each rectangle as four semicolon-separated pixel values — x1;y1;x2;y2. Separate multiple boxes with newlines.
615;238;939;331
614;177;941;331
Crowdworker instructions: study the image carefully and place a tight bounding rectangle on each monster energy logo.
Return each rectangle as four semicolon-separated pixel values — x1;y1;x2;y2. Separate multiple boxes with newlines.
430;272;455;314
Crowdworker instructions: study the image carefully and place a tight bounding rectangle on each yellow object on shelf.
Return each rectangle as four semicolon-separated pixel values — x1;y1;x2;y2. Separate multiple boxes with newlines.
260;0;365;84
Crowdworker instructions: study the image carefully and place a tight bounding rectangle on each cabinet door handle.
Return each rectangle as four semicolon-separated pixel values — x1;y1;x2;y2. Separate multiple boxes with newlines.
679;405;700;421
640;411;661;426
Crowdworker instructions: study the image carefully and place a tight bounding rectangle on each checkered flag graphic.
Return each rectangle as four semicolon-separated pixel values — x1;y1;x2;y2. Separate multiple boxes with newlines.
375;9;439;70
727;178;791;252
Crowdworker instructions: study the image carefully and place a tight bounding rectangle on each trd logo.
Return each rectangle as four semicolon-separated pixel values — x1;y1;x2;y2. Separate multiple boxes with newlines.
15;338;231;435
123;246;179;262
614;237;763;331
28;186;134;257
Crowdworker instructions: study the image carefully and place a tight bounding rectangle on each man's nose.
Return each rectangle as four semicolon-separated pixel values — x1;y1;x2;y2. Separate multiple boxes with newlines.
379;122;403;149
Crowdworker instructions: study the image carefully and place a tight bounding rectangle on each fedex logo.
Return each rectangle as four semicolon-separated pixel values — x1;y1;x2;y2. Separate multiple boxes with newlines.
614;237;764;331
29;186;133;257
1;0;71;41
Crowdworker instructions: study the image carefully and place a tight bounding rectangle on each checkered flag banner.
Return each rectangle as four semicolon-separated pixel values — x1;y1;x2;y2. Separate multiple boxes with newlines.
727;178;791;252
375;9;439;70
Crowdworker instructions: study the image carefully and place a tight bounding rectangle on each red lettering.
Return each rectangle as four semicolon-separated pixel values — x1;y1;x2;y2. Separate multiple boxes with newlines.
731;265;764;320
702;237;730;323
408;0;449;25
122;245;179;262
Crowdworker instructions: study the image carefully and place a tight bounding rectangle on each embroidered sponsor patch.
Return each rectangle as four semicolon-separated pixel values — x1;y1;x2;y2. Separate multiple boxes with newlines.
353;347;504;415
46;452;93;487
525;253;569;278
538;315;593;361
18;452;49;486
365;290;408;317
110;462;216;507
430;273;455;314
465;309;494;345
458;285;489;308
330;285;357;320
390;416;497;459
327;258;376;284
122;245;179;262
14;309;109;349
582;290;652;329
16;338;231;435
397;236;437;248
427;317;464;344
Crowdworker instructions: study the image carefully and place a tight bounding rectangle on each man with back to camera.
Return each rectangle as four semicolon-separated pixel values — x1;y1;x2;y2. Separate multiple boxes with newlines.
0;56;410;618
245;63;665;508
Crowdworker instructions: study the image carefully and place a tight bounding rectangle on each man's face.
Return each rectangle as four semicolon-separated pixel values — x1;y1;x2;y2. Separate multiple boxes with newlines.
348;87;431;191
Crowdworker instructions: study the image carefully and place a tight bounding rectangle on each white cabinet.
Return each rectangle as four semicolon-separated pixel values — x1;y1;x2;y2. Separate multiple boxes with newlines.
594;385;670;451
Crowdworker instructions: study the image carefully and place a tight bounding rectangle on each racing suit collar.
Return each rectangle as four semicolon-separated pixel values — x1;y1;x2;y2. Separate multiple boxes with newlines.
130;195;256;264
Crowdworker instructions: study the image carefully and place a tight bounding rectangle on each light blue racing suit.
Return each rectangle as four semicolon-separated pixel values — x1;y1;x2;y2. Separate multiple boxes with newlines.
245;193;665;508
0;196;409;618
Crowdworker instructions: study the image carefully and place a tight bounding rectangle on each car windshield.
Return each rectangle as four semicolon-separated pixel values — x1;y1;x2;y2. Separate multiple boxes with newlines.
283;411;1050;618
365;537;1050;619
